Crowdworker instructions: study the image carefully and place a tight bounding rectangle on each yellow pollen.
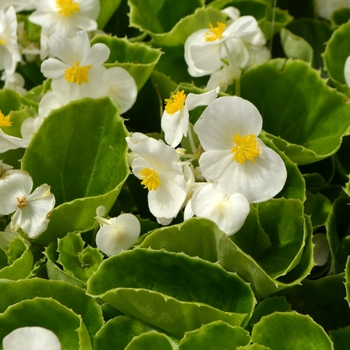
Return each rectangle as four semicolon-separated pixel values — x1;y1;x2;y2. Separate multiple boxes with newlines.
56;0;80;17
231;133;260;165
0;111;12;127
17;196;28;209
0;39;5;45
165;90;186;115
205;22;226;42
64;61;92;85
139;168;161;191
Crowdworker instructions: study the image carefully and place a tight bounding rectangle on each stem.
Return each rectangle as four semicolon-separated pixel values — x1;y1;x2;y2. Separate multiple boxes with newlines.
187;124;197;156
269;0;277;52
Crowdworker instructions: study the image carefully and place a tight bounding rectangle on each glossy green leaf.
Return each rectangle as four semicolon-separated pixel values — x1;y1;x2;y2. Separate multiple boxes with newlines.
0;298;92;350
304;191;332;229
94;315;159;350
97;0;123;29
90;35;162;91
0;89;37;115
125;332;177;350
345;256;350;307
241;59;350;165
57;232;103;283
0;278;104;341
21;97;129;245
329;325;350;350
179;321;250;350
87;248;255;338
238;345;271;350
252;312;334;350
331;8;350;26
324;21;350;95
280;28;313;63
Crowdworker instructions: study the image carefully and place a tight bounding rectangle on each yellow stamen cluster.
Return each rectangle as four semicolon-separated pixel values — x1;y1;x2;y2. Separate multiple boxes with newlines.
0;39;5;45
64;61;92;85
0;111;12;127
165;90;186;115
56;0;80;17
17;196;28;209
205;22;226;42
139;168;161;191
231;133;260;165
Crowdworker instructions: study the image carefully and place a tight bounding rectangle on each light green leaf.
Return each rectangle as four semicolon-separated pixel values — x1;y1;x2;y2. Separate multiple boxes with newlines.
237;345;271;350
178;321;250;350
329;325;350;350
240;59;350;165
125;332;177;350
0;278;103;342
0;89;37;115
252;312;334;350
280;28;313;63
90;35;162;91
87;248;255;338
21;97;129;245
345;256;350;307
57;232;103;284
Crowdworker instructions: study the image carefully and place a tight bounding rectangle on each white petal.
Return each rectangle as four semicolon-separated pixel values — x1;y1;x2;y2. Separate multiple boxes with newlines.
96;214;140;256
0;170;32;215
0;129;29;153
161;109;187;148
345;56;350;88
41;58;67;80
191;183;250;235
103;67;137;114
3;326;62;350
84;43;110;66
185;86;220;111
189;42;225;73
312;233;330;266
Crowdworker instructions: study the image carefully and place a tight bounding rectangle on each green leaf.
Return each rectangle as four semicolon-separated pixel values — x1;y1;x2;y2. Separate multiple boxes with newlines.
178;321;250;350
280;28;313;63
324;21;350;95
87;248;255;338
125;332;177;350
0;89;37;115
0;298;92;350
304;191;332;230
90;35;162;91
237;345;271;350
345;256;350;307
329;325;350;350
0;278;104;342
240;59;350;165
57;232;103;284
97;0;123;29
251;312;334;350
331;8;350;27
21;97;129;245
94;315;159;350
286;274;350;332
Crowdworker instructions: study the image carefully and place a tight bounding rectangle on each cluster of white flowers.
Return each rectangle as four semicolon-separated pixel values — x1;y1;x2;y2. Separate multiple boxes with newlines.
127;90;287;236
184;7;270;92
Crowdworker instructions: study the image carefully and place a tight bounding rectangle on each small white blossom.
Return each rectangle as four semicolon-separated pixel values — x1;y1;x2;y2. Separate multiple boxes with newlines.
3;327;61;350
126;133;187;222
95;213;141;257
194;96;287;203
314;0;350;19
0;170;55;239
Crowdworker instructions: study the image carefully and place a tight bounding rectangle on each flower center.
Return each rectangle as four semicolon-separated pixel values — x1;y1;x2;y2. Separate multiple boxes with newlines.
205;22;226;42
17;196;28;209
165;90;186;115
0;111;12;127
0;39;5;45
64;61;92;85
56;0;80;17
139;168;161;191
231;133;260;165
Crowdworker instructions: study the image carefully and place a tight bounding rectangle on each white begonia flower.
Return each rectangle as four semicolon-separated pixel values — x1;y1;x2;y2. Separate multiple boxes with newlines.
0;1;35;12
41;31;109;104
161;87;219;148
344;55;350;88
194;96;287;203
0;6;21;75
312;233;330;266
1;71;26;95
185;182;250;235
0;170;55;239
3;326;61;350
102;67;137;114
126;133;188;222
314;0;350;19
95;213;141;257
206;64;241;92
0;111;29;153
29;0;100;59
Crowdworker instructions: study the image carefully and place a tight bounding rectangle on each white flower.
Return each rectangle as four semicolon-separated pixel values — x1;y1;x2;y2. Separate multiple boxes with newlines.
344;55;350;88
1;71;26;95
0;0;35;12
41;31;109;104
102;67;137;114
0;111;29;153
314;0;350;19
0;170;55;239
185;182;250;235
194;96;287;203
206;64;241;92
126;133;187;222
95;213;141;257
3;327;61;350
161;87;219;147
29;0;100;59
0;6;21;75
